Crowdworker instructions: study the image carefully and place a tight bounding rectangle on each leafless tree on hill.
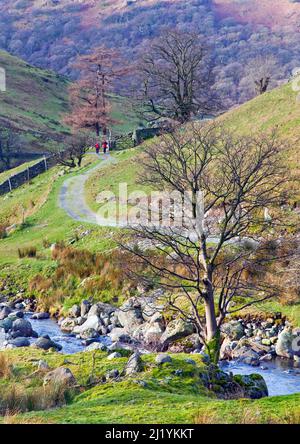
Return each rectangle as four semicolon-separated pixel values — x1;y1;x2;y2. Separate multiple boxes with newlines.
121;124;290;361
64;47;128;139
55;131;93;168
135;30;220;124
244;55;281;96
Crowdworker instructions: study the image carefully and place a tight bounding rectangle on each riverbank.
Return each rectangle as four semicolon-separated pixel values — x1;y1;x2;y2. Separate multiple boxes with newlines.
1;298;300;400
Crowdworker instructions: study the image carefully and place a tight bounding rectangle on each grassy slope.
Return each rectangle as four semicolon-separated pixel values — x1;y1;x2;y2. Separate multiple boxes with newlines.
0;158;43;184
84;84;300;323
0;50;69;152
0;50;140;166
219;82;300;175
0;348;299;424
0;155;120;305
1;84;300;424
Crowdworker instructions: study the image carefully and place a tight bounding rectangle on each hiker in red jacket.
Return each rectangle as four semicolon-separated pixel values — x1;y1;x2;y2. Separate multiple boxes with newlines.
102;140;108;154
95;143;100;155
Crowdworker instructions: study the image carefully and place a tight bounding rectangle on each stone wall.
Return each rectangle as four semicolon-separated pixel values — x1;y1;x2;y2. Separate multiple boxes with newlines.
132;127;162;146
0;156;57;196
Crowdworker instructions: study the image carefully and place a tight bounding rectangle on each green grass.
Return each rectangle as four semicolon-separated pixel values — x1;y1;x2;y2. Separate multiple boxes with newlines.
220;83;300;143
85;146;153;214
0;158;43;184
0;50;141;168
0;155;120;304
219;82;300;198
0;348;299;424
0;50;70;154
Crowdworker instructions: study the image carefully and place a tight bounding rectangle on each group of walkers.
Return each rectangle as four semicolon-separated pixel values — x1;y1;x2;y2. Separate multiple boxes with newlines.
95;140;109;155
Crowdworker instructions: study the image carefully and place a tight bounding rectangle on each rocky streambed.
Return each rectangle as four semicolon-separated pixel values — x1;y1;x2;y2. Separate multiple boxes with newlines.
1;295;300;398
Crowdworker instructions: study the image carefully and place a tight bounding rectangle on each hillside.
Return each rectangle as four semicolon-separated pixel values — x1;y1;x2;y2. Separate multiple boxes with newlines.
0;50;70;155
220;81;300;169
214;0;300;30
0;82;300;424
0;50;141;170
0;1;300;105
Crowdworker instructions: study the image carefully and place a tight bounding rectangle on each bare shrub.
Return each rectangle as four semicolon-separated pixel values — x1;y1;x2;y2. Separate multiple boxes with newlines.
18;246;37;258
0;382;74;416
3;413;52;424
0;354;12;379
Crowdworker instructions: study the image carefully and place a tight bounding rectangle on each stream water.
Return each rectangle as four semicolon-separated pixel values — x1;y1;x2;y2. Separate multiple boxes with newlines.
220;359;300;397
1;314;300;397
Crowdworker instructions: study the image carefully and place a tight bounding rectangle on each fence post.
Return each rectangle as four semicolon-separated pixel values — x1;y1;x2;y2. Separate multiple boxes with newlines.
27;167;30;182
44;155;48;171
8;177;12;192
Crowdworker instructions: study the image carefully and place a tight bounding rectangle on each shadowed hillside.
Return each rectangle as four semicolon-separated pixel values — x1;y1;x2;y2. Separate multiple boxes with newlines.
0;50;70;155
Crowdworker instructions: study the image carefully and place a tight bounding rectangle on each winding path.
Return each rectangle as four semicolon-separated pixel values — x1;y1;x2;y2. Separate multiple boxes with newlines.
58;154;258;249
59;153;118;225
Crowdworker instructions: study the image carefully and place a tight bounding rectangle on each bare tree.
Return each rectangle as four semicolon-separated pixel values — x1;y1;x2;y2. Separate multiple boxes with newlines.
244;55;281;96
122;124;289;361
64;47;127;138
135;30;219;124
55;132;93;168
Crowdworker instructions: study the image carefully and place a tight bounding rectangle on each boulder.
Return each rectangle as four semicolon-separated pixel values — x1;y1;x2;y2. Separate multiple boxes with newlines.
85;342;107;352
8;337;30;348
109;328;132;343
79;328;99;340
275;326;294;359
155;354;172;365
11;318;33;337
80;300;91;317
106;369;120;379
73;315;102;335
124;352;143;376
0;306;12;320
221;321;244;340
234;374;268;399
31;312;50;320
232;346;260;366
60;317;77;333
0;318;13;333
160;319;194;346
34;337;62;351
220;337;233;360
292;328;300;358
44;367;77;387
108;342;128;352
88;302;115;318
116;298;144;333
69;304;80;318
107;352;122;360
37;360;50;371
294;355;300;364
16;311;24;319
132;312;165;344
259;353;273;362
133;321;164;344
140;293;164;322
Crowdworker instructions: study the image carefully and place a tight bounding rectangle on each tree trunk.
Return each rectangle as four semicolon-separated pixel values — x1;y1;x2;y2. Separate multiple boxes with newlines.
96;122;100;137
204;296;218;341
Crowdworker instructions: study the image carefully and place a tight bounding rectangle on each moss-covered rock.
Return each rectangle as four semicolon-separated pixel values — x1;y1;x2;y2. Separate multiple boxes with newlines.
233;374;268;399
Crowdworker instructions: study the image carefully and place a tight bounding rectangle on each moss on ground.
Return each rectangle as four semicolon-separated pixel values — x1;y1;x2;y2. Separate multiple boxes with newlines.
0;348;299;424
